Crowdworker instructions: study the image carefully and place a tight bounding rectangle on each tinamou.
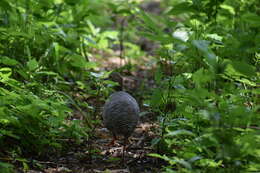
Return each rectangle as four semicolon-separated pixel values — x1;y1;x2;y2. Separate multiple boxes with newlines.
102;91;139;146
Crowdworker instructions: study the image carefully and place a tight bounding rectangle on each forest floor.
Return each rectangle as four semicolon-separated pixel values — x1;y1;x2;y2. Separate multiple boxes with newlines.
33;117;161;173
26;56;163;173
25;1;163;171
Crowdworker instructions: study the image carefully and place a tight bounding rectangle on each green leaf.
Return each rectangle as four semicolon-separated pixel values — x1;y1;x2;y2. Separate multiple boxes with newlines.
148;153;165;159
35;71;59;76
69;54;87;68
0;56;19;66
27;59;38;71
192;68;213;86
155;68;163;83
0;130;20;139
149;154;192;170
166;129;195;137
168;2;196;15
69;54;96;69
242;13;260;27
0;162;14;173
138;10;162;35
150;88;164;108
100;31;118;40
192;40;217;68
220;4;235;15
174;159;192;170
0;0;11;10
140;32;176;44
231;60;256;77
87;20;100;36
0;68;12;82
53;42;60;61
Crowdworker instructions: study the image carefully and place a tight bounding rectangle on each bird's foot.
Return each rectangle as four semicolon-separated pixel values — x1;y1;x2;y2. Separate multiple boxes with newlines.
106;136;118;146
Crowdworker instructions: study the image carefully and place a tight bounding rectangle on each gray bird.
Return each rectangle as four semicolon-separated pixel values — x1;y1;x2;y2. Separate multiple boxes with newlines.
102;91;139;160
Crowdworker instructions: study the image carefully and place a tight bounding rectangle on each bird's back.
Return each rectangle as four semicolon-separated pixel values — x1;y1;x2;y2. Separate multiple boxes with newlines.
102;91;139;138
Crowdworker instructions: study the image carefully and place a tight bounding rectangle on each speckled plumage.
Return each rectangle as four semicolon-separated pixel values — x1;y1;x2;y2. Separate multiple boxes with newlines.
102;91;139;139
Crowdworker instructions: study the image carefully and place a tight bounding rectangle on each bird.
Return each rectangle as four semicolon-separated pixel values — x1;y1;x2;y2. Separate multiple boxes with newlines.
102;91;139;161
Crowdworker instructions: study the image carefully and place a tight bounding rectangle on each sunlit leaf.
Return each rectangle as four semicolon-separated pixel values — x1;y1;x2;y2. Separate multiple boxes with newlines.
166;129;195;137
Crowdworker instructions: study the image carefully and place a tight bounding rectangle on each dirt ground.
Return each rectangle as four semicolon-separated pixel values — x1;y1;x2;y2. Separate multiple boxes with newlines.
27;102;162;172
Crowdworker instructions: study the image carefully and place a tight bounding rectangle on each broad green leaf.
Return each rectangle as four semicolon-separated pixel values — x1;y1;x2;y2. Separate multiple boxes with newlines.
0;56;19;66
69;54;88;68
242;13;260;27
168;2;196;15
98;38;108;49
35;71;59;76
192;40;217;68
155;68;163;83
206;33;223;42
192;68;213;86
189;156;202;163
236;78;256;86
138;10;162;35
150;154;192;169
90;71;108;78
220;4;235;15
140;32;177;44
150;88;164;108
27;59;38;71
0;161;14;173
148;153;166;160
166;129;195;137
53;42;60;61
0;0;11;10
87;20;100;36
101;31;118;40
84;62;97;69
69;54;96;69
0;67;12;73
231;60;256;77
198;158;222;168
173;30;189;42
0;68;12;82
174;159;192;170
0;130;20;139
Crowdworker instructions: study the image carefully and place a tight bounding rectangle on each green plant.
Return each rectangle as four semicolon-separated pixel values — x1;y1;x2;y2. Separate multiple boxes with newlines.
0;162;14;173
139;0;260;172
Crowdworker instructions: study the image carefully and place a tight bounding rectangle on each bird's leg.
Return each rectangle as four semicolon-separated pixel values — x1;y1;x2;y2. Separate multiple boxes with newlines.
122;137;128;163
107;133;117;146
